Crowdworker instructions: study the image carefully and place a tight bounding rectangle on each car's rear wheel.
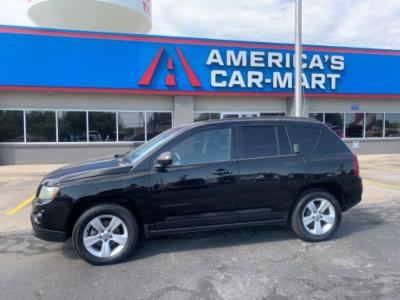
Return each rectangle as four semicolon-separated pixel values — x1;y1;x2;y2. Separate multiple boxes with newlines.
72;204;138;265
291;190;341;242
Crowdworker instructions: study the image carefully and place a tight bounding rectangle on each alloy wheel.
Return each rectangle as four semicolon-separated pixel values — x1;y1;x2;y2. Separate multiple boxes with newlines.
302;198;336;236
83;215;128;258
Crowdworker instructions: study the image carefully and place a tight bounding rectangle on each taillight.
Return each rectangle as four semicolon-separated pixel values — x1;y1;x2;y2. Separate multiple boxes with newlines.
353;153;360;177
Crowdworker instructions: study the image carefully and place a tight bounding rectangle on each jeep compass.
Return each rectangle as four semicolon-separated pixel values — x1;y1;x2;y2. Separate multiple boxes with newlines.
31;118;363;265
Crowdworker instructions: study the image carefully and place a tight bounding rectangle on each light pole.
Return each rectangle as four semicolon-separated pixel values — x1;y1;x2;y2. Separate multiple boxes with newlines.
294;0;303;117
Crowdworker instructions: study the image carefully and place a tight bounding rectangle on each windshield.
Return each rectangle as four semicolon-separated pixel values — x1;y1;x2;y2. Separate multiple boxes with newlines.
126;126;187;162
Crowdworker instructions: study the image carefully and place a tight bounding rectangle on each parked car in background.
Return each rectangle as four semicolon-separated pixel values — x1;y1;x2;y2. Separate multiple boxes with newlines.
31;118;363;265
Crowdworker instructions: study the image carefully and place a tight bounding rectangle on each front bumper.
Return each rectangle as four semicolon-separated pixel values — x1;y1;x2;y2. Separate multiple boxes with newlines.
31;214;67;242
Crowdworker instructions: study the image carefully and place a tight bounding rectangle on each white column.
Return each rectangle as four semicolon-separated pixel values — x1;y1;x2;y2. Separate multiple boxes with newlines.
173;96;194;126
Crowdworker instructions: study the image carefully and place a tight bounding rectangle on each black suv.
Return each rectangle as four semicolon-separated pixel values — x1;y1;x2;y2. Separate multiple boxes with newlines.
31;118;362;265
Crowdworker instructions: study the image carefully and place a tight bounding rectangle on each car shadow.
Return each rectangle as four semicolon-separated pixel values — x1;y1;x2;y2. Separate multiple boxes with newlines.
61;201;397;262
334;201;397;239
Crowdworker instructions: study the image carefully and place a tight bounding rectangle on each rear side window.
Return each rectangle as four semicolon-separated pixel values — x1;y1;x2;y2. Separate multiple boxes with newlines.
289;126;320;155
240;126;278;159
276;126;292;155
314;127;350;155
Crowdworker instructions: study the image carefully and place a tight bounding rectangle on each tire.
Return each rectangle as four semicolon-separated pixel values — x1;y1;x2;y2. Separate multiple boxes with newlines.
72;204;138;266
291;189;342;242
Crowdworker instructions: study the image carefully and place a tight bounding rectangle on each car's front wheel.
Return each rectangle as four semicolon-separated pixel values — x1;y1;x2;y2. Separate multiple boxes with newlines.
291;190;342;242
72;204;138;265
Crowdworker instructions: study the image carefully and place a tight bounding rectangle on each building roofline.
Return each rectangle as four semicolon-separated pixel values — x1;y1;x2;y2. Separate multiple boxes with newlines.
1;24;400;55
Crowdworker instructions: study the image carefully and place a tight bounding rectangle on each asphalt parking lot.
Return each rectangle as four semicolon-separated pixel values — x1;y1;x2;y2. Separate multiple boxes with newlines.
0;155;399;300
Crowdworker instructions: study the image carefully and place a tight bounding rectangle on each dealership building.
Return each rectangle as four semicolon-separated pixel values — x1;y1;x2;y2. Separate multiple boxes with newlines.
0;25;400;165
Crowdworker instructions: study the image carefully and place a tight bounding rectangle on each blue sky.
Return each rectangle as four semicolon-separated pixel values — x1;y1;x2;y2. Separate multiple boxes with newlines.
1;0;400;49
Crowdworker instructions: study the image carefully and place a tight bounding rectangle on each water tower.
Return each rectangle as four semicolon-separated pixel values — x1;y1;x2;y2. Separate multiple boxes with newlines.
27;0;152;34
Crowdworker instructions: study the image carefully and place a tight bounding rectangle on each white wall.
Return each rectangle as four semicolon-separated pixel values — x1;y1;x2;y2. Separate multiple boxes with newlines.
194;96;287;113
309;98;400;112
0;91;174;111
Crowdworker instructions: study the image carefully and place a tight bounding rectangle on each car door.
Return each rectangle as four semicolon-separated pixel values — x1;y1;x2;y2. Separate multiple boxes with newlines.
236;123;307;222
148;125;239;230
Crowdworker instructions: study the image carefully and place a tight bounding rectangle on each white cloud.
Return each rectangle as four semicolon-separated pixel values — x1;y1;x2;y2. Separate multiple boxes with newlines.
152;0;400;49
0;0;33;26
1;0;400;49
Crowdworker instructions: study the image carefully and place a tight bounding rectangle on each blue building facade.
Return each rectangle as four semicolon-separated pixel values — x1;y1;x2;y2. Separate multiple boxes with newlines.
0;26;399;164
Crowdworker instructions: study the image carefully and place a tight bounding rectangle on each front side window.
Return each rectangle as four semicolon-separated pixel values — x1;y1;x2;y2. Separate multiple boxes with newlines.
0;110;24;142
240;126;278;159
168;128;232;166
385;113;400;137
345;113;364;138
58;111;87;142
26;110;56;142
88;112;116;142
127;126;186;162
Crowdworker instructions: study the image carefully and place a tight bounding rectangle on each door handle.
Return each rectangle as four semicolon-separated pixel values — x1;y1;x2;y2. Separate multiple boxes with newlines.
212;169;232;176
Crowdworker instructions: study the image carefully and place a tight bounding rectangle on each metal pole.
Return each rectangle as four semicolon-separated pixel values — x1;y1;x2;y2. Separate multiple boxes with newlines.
294;0;303;117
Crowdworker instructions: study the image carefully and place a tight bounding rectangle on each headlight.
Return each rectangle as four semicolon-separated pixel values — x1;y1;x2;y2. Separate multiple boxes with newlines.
38;185;60;204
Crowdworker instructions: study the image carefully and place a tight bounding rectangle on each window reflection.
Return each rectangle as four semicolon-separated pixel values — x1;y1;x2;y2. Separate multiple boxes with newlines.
58;111;87;142
241;126;278;158
385;113;400;137
0;110;24;142
309;113;323;122
260;113;285;117
26;111;56;142
325;113;344;138
365;113;383;138
88;112;116;142
345;113;364;138
118;112;145;142
168;128;232;166
194;113;221;122
146;113;172;140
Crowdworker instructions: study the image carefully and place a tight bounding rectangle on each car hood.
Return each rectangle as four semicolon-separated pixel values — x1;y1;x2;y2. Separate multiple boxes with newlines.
42;156;133;186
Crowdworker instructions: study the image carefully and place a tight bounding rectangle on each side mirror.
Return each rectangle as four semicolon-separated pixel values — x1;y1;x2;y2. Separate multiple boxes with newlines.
155;152;173;169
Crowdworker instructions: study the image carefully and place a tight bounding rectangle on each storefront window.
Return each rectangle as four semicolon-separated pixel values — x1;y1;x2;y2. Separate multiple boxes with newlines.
385;113;400;137
260;113;285;117
365;113;384;138
325;113;344;138
146;112;172;140
194;113;221;122
209;113;221;120
345;113;364;138
118;112;145;142
0;110;24;142
88;112;116;142
309;113;323;122
58;111;87;142
26;110;56;142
